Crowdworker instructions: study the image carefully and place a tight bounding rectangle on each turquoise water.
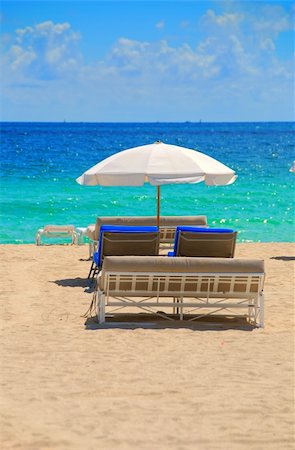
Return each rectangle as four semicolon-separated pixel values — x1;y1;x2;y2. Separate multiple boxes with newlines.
0;122;294;243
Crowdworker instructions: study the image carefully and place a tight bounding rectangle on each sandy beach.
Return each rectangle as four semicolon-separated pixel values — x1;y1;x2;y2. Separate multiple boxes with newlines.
0;242;294;450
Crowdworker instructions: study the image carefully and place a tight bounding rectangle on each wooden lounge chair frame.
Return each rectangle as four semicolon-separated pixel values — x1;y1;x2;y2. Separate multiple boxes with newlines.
95;256;265;327
170;227;237;258
88;226;160;279
88;226;177;258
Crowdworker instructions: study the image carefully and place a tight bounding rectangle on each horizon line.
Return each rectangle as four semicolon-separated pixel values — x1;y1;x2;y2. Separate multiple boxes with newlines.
1;120;294;124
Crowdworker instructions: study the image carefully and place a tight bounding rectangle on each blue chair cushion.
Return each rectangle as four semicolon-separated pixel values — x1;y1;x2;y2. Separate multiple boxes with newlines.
93;251;100;266
175;226;234;233
99;225;158;233
170;226;235;257
94;225;159;268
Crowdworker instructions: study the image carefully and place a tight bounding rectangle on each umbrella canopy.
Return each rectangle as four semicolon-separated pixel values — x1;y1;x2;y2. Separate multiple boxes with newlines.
77;141;236;187
76;141;237;225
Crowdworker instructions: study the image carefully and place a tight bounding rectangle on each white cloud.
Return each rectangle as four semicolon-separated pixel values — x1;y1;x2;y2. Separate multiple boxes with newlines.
35;21;71;35
8;20;81;79
200;6;294;79
16;26;34;41
203;9;243;28
252;5;293;35
102;37;220;82
259;37;275;52
10;44;36;70
155;20;165;30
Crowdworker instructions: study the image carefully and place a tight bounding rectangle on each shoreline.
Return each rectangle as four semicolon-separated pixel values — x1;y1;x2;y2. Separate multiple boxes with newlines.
0;240;294;246
1;242;294;449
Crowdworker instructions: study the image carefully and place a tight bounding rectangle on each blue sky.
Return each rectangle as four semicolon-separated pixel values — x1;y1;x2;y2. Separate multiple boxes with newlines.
1;1;294;122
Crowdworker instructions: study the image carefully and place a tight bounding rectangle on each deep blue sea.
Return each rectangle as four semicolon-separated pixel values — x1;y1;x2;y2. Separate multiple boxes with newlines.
0;122;294;243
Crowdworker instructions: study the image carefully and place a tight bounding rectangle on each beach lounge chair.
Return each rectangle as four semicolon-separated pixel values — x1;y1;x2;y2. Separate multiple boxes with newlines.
87;225;160;279
86;216;208;257
95;255;265;327
35;225;77;245
168;227;237;258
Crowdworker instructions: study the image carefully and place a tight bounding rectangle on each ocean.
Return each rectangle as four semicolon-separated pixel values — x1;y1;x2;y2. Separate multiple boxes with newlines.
0;122;294;244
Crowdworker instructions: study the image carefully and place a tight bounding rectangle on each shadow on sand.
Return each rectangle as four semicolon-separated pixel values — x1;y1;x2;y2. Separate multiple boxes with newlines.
51;278;93;292
270;256;295;261
84;313;255;331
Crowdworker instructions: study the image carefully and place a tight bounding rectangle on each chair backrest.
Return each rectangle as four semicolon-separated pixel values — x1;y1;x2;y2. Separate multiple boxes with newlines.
96;225;160;267
43;225;75;235
99;255;265;297
173;227;237;258
93;216;207;241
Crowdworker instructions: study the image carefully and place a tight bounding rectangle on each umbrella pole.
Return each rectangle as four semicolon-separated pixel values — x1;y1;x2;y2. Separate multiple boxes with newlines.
157;186;160;228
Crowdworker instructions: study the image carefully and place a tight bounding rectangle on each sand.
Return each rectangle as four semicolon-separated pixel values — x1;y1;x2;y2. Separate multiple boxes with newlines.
0;242;294;450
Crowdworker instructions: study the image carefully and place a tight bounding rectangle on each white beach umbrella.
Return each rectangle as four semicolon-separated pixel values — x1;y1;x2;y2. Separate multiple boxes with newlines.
76;141;237;226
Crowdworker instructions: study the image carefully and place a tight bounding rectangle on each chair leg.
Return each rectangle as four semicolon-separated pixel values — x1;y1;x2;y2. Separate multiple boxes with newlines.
97;291;105;323
87;262;95;279
91;265;100;283
259;293;264;328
